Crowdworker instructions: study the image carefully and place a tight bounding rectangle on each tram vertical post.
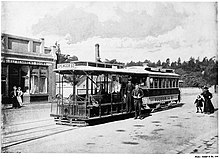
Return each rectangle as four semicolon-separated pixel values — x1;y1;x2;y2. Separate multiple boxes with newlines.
61;74;64;114
86;76;89;117
72;73;75;115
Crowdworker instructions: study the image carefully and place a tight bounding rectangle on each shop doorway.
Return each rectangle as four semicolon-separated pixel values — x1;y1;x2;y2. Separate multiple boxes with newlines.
8;64;25;96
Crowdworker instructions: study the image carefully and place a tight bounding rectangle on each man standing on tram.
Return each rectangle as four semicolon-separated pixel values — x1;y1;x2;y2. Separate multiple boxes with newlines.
124;80;134;113
132;83;144;119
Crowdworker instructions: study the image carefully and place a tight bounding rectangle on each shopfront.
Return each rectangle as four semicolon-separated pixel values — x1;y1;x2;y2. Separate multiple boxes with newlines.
1;33;56;104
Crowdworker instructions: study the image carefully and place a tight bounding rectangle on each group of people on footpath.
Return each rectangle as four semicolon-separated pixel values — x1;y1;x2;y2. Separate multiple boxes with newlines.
194;86;215;114
124;80;144;120
10;86;23;109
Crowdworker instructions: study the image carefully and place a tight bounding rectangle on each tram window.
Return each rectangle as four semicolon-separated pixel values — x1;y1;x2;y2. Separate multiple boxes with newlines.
158;78;162;88
75;62;87;66
111;75;121;93
166;79;169;88
170;79;172;88
88;62;96;67
146;77;150;88
161;79;165;88
150;78;153;88
154;78;158;88
176;79;179;87
173;80;176;87
140;77;146;86
97;63;105;67
106;65;112;68
172;79;175;87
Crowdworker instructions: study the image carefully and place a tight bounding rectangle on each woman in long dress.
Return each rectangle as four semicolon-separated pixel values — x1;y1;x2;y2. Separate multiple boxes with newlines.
10;86;20;108
201;86;214;114
17;87;23;107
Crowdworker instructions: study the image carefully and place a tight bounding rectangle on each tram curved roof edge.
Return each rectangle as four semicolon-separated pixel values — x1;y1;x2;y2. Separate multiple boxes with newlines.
54;65;180;77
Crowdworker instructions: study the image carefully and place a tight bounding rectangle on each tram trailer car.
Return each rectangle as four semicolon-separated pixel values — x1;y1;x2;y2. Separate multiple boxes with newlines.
50;61;180;126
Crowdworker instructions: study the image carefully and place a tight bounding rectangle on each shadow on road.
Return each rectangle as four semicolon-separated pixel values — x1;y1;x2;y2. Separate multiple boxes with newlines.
87;103;185;126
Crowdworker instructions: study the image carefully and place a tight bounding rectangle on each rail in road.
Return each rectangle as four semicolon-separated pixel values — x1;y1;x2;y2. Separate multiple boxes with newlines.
0;102;204;153
1;118;78;152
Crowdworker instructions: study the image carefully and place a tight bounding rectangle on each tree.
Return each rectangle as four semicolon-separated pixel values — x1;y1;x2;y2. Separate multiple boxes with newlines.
156;60;161;66
177;57;181;66
171;61;177;68
166;58;170;67
105;59;123;64
59;54;78;63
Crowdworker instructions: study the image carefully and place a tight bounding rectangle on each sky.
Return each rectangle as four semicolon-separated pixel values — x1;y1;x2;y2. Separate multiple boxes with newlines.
1;1;218;63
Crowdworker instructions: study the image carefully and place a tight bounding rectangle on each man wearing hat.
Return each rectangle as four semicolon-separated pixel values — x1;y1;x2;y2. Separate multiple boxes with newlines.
201;86;215;114
132;83;144;119
124;80;134;113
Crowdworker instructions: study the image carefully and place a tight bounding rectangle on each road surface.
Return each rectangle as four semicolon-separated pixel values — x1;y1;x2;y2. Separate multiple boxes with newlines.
1;90;218;154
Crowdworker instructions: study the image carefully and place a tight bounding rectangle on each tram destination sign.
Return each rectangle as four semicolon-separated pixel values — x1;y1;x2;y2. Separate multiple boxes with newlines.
57;63;75;69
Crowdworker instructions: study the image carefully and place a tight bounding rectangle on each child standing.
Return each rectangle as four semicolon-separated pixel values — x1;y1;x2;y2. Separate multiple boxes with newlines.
194;95;204;113
17;87;23;107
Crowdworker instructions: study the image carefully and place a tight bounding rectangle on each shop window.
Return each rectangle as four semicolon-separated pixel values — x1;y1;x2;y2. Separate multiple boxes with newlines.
30;66;48;94
33;42;40;53
1;65;7;96
21;66;30;93
8;38;28;52
39;77;47;93
31;75;39;94
39;67;48;93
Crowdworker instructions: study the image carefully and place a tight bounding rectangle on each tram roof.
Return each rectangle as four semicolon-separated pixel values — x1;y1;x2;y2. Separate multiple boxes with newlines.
54;61;180;77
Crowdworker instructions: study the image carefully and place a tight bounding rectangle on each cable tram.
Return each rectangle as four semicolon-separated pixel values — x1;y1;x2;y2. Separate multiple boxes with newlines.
50;60;180;126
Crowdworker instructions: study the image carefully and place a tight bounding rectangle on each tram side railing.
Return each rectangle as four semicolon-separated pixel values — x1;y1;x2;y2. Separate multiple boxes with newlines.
50;92;126;119
50;97;88;118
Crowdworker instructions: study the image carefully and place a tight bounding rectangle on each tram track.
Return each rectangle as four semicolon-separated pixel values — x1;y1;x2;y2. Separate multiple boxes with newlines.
1;118;79;150
2;127;76;149
3;123;54;135
5;118;52;127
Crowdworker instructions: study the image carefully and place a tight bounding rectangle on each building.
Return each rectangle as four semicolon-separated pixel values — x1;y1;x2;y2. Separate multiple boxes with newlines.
1;33;57;104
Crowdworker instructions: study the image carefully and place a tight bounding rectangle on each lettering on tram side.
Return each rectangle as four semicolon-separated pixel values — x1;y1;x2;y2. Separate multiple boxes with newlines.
142;95;178;105
57;63;75;69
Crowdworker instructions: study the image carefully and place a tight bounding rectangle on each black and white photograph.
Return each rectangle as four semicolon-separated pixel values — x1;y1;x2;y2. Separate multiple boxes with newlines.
1;1;218;157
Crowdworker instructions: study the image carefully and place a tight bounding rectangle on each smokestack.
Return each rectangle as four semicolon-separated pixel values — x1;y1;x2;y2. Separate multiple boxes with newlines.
95;44;101;62
40;38;45;54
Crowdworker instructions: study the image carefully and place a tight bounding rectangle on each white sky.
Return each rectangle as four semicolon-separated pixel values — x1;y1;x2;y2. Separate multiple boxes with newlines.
1;1;218;63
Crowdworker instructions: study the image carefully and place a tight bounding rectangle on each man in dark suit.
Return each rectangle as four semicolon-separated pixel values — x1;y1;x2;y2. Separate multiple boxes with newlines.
132;83;144;119
124;80;134;113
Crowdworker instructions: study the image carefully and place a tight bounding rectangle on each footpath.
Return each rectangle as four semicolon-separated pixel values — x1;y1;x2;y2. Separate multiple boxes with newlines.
1;102;51;110
169;130;218;154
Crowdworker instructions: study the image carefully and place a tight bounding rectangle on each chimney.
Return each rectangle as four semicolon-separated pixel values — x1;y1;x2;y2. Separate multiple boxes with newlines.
95;44;101;62
40;38;45;54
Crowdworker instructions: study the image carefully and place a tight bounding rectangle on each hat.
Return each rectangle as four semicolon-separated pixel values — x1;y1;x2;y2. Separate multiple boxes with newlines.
203;86;208;89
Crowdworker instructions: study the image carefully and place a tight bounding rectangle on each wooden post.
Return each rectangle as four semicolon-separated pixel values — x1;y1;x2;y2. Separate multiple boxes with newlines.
86;76;89;117
72;73;75;115
99;98;102;117
91;75;93;95
61;74;64;114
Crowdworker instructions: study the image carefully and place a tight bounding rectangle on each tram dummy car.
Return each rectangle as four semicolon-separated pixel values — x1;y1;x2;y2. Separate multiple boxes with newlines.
50;61;180;126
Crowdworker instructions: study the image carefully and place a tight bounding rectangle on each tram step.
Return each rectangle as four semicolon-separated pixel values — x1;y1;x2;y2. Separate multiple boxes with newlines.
55;120;88;127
